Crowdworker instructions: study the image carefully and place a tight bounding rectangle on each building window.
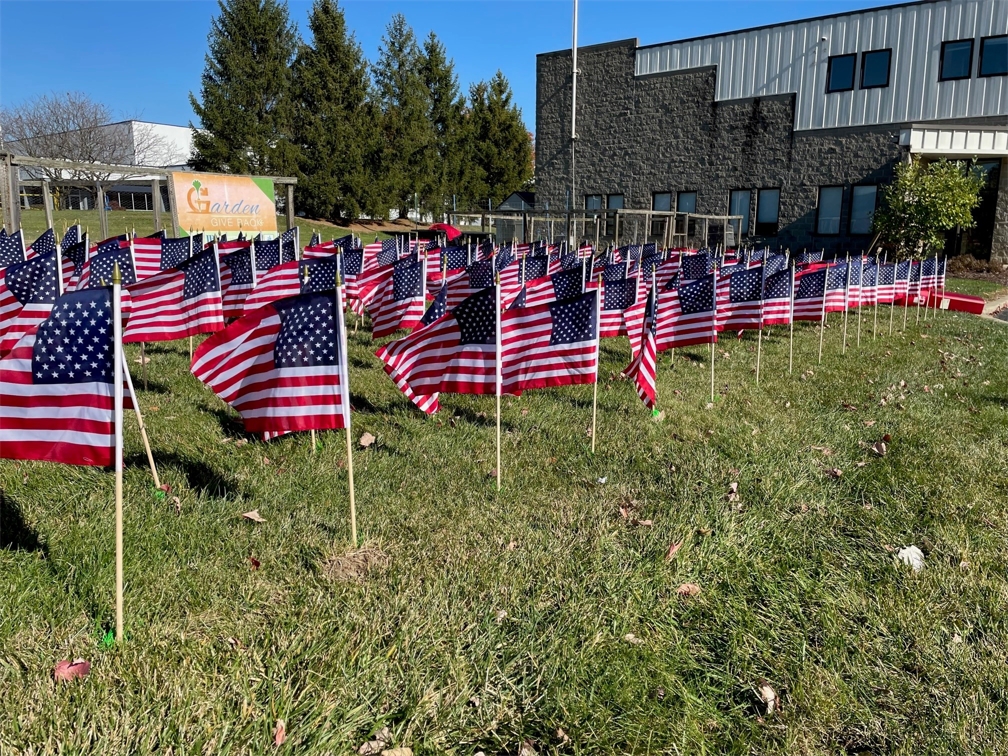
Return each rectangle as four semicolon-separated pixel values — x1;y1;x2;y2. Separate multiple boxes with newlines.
817;186;843;235
676;191;697;214
861;49;892;89
729;190;751;237
979;35;1008;77
826;53;857;93
651;192;671;237
605;194;623;237
585;194;602;211
755;188;780;236
940;39;974;81
849;185;877;235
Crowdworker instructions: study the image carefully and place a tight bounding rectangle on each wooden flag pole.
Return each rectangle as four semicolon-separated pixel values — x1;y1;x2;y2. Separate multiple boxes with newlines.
842;254;850;355
856;258;863;348
335;270;357;546
121;352;160;489
495;273;503;489
788;265;795;375
140;341;147;390
818;266;827;364
873;256;879;341
591;274;601;453
710;342;715;402
903;265;911;332
112;262;125;644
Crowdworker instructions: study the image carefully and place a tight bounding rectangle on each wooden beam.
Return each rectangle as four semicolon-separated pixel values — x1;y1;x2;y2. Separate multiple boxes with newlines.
0;154;14;233
96;184;108;239
285;183;295;232
41;179;54;230
151;178;161;231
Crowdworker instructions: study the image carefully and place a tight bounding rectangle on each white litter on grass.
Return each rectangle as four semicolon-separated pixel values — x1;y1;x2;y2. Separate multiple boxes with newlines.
597;477;607;485
897;545;925;572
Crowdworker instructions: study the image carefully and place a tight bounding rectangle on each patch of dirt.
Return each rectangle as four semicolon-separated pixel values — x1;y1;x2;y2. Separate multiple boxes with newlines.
946;255;1008;287
322;545;390;582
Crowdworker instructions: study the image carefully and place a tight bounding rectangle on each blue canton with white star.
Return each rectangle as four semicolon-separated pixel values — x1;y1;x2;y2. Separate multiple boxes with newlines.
764;269;792;298
826;263;848;291
224;249;254;285
5;249;59;305
524;256;548;281
62;226;80;250
273;294;339;369
88;246;136;287
796;269;827;299
454;287;497;345
161;238;192;270
0;230;24;267
301;258;340;293
378;238;399;266
603;278;636;310
392;258;423;302
341;249;363;277
468;259;495;289
549;292;597;345
443;246;469;271
182;249;221;300
95;236;127;255
680;275;715;315
421;283;448;325
280;229;298;263
30;229;57;258
879;264;895;285
63;241;88;277
495;246;515;272
31;288;114;385
729;267;763;303
255;239;281;272
552;268;583;302
681;252;710;280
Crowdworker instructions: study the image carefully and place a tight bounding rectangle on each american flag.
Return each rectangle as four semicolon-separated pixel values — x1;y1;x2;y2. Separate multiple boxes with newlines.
877;263;896;304
420;279;448;325
762;268;793;326
132;236;164;280
220;247;256;319
309;231;321;247
369;256;426;339
907;260;922;304
523;255;549;282
61;237;90;293
280;228;299;263
83;244;137;289
254;239;283;274
799;249;824;264
0;248;61;357
93;235;128;256
243;257;343;314
937;257;947;292
680;251;710;281
847;257;863;308
655;273;717;350
560;247;582;271
620;245;643;263
764;252;788;276
894;260;912;303
495;245;515;271
191;289;350;435
26;229;58;260
824;263;849;313
332;233;355;251
302;240;335;260
599;277;638;338
147;230;167;240
920;256;939;293
500;290;599;394
0;287;119;466
376;285;498;402
446;259;495;310
621;282;657;409
160;237;193;271
124;247;224;343
716;266;763;331
0;229;26;269
443;246;470;272
523;266;586;308
192;233;205;253
861;261;878;306
377;238;400;266
600;261;628;282
62;225;81;251
793;268;828;321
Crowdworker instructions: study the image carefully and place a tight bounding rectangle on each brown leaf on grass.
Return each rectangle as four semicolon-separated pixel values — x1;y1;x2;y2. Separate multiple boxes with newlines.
555;728;571;745
242;509;265;524
171;496;181;514
53;659;90;682
250;556;261;570
676;583;701;597
842;402;858;411
148;405;159;412
697;527;712;536
863;420;876;427
825;468;843;479
883;433;892;443
665;541;682;562
811;445;833;456
322;545;389;582
262;457;271;466
726;482;739;503
624;633;645;646
520;408;529;416
855;460;867;468
357;727;392;756
359;432;376;448
505;539;518;551
381;749;413;756
495;609;507;623
518;740;538;756
234;438;249;448
871;441;888;457
757;681;778;715
273;719;286;747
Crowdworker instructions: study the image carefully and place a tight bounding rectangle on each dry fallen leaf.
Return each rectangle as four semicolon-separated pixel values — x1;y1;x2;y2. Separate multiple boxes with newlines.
242;509;266;524
381;749;412;756
826;468;843;479
359;432;376;448
871;441;888;457
624;633;645;646
358;727;392;756
274;719;286;747
53;659;90;682
863;420;876;427
758;681;778;715
653;410;666;423
495;609;507;623
555;728;570;745
234;438;249;448
518;740;538;756
882;433;892;443
250;556;261;570
676;583;701;597
665;541;682;562
726;482;739;503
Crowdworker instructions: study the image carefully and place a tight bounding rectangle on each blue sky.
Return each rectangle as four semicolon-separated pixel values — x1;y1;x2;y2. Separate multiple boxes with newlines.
1;0;884;134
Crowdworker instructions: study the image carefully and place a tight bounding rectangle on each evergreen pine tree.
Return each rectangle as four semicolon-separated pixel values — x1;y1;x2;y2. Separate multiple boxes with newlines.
372;14;433;219
189;0;300;176
418;32;465;220
466;71;533;209
293;0;372;221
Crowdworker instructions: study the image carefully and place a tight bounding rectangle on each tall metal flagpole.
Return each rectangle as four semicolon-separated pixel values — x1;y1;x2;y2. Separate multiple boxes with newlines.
570;0;578;250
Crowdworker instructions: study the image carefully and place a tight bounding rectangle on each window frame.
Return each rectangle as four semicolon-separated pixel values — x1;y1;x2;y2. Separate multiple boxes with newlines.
651;192;672;238
605;194;623;238
816;186;844;237
979;34;1008;78
584;194;603;212
676;191;697;214
826;53;857;93
848;184;878;236
728;189;751;237
755;188;781;237
939;38;974;81
860;48;892;89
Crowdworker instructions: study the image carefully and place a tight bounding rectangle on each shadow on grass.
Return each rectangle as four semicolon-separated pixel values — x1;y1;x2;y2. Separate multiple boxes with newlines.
127;451;249;500
204;406;259;441
0;491;47;554
131;379;172;395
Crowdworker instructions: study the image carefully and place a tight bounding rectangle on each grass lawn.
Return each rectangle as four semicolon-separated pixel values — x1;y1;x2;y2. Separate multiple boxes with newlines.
944;276;1008;302
3;298;1008;752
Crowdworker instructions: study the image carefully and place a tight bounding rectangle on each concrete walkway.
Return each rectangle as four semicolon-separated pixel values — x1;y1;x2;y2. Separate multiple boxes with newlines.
980;292;1008;323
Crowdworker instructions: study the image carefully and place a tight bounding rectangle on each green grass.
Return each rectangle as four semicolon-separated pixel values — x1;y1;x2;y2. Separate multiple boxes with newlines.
944;276;1008;302
3;306;1008;754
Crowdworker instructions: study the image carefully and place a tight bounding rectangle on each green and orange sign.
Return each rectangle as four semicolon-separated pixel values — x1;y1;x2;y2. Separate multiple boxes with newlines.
168;171;277;236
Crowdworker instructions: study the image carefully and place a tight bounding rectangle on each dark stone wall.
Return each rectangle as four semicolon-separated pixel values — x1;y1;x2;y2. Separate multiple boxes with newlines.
536;39;913;256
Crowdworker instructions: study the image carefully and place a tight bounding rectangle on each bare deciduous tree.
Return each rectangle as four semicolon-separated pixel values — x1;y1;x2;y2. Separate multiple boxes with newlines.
0;92;179;181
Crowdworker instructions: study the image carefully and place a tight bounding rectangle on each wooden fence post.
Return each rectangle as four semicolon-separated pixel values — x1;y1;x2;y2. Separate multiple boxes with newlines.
97;183;109;239
286;183;295;232
151;178;161;231
42;179;55;231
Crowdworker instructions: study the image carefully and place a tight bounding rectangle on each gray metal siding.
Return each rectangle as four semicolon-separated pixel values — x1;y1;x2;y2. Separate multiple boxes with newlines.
635;0;1008;131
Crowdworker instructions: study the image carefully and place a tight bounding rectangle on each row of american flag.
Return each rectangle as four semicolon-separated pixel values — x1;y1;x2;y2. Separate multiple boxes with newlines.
0;221;949;469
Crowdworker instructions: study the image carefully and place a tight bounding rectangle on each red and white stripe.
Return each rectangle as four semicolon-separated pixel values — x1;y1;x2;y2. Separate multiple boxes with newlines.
132;237;164;280
123;256;224;344
0;250;61;357
655;287;716;350
244;259;302;314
